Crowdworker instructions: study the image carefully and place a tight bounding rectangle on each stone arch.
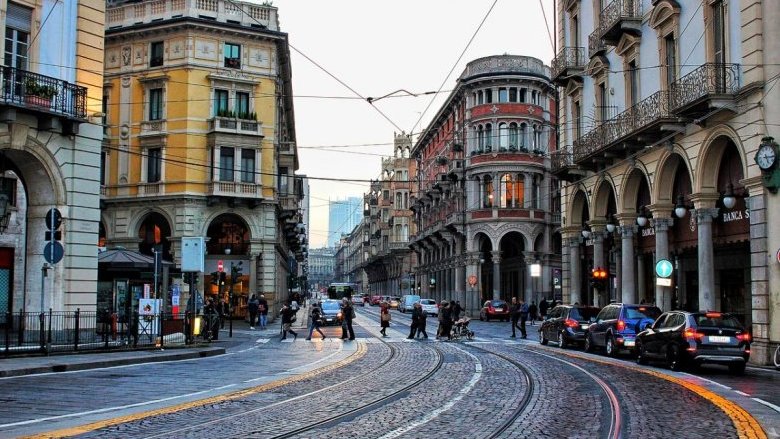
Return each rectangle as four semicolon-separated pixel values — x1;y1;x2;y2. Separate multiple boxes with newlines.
471;231;492;253
137;211;173;260
696;126;747;194
533;233;544;253
592;175;618;219
567;188;590;228
620;166;652;213
653;148;693;204
498;231;527;257
206;212;252;256
649;0;681;30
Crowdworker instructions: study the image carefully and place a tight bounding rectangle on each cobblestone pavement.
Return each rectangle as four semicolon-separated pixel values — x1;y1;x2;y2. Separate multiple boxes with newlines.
1;306;777;439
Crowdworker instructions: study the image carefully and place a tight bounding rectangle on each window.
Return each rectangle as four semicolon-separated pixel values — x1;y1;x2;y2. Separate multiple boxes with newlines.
572;15;579;46
498;123;508;148
483;175;493;208
520;88;527;103
477;126;485;149
509;87;518;102
220;147;234;181
597;82;608;123
150;41;164;67
102;95;109;127
485;124;493;148
573;101;582;140
147;148;162;183
279;166;289;193
235;92;250;119
534;126;542;151
214;89;229;116
224;43;241;68
509;123;518;147
4;3;31;70
395;192;401;206
100;151;108;186
149;88;163;120
240;149;255;183
712;1;725;65
485;89;493;104
477;90;484;105
665;34;677;89
498;88;508;103
628;61;639;106
520;124;527;147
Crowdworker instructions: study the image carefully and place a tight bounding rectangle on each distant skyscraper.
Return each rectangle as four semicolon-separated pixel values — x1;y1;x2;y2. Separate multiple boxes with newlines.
328;197;362;247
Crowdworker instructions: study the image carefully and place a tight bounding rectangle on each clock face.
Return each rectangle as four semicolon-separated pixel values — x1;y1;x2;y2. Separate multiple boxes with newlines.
756;144;777;170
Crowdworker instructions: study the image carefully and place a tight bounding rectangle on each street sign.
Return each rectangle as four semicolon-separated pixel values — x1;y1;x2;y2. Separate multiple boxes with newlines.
655;259;673;278
45;208;62;230
217;260;224;272
467;275;478;286
656;277;672;287
43;241;64;264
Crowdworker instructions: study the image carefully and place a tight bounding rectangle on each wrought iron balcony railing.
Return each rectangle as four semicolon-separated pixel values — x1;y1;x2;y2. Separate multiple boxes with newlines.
1;66;87;120
550;149;574;174
670;63;740;112
588;33;607;58
551;47;586;82
595;0;642;44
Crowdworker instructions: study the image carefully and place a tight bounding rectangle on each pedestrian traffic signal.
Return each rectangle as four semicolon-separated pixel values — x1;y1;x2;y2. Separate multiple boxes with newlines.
591;267;608;290
231;261;243;283
219;271;227;285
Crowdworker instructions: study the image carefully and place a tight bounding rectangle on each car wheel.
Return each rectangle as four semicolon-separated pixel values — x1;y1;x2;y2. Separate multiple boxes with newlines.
584;333;594;353
636;342;648;365
728;363;746;375
667;344;685;371
558;331;567;349
540;329;548;345
605;335;616;357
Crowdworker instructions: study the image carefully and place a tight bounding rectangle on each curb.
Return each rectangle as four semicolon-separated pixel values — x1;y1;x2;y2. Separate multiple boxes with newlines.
0;347;226;378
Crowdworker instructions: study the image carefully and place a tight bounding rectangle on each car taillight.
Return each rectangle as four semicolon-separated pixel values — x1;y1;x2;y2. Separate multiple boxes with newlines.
564;318;579;328
736;333;751;342
684;328;704;340
617;320;626;331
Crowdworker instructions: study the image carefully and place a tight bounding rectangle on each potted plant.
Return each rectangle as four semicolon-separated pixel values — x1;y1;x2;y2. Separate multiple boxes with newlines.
24;78;58;107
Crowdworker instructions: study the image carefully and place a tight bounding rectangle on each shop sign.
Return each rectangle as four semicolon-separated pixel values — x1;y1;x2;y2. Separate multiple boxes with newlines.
641;227;655;237
721;208;750;223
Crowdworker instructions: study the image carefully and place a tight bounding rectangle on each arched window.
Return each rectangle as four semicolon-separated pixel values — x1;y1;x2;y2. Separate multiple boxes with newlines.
520;124;527;147
138;212;172;260
485;124;493;150
477;90;484;105
395;192;401;207
403;192;409;209
477;126;485;150
498;123;508;148
509;123;518;147
394;224;401;240
206;214;250;255
501;174;513;208
403;147;410;158
483;175;493;208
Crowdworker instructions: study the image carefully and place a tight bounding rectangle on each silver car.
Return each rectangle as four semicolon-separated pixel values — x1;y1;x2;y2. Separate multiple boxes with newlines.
419;299;438;317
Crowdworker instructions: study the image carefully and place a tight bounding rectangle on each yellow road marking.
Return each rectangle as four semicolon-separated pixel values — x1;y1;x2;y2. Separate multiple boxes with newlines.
22;342;367;439
528;346;767;439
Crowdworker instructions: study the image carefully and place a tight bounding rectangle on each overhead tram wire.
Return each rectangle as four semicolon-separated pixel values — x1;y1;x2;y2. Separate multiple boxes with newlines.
539;0;555;54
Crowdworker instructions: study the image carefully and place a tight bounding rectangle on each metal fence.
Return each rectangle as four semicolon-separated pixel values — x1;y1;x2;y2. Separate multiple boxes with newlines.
1;309;221;357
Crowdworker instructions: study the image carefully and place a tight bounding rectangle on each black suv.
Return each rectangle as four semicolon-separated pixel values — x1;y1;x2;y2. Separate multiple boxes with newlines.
635;311;751;374
585;303;662;356
539;305;600;348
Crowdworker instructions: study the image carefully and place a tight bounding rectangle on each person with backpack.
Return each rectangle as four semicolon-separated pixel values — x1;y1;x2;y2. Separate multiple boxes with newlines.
257;294;269;330
306;301;326;341
340;298;355;340
247;294;259;330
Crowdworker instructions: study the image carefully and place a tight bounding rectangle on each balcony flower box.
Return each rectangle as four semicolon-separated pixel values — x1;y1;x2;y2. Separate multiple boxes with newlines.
24;79;57;107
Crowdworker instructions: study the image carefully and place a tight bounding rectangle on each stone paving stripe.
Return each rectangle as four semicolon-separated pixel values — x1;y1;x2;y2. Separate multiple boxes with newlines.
19;342;368;439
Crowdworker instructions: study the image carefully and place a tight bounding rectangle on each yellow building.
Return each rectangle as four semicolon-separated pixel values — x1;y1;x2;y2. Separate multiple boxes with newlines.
101;0;302;318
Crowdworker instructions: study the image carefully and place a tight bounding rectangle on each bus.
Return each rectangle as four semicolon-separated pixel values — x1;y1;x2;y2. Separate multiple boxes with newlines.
327;283;355;301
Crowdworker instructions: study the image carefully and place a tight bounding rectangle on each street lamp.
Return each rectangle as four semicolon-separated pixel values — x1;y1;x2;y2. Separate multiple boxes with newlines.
636;207;650;227
674;195;690;219
722;183;737;209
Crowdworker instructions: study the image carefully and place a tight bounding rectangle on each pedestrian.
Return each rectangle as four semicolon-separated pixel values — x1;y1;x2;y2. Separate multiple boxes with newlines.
452;301;463;321
306;301;326;340
379;301;391;336
247;294;259;330
408;302;420;339
529;301;538;326
257;294;269;330
519;299;529;338
204;298;219;341
539;298;549;320
340;298;355;340
510;297;521;338
439;301;453;340
414;302;429;339
279;302;298;341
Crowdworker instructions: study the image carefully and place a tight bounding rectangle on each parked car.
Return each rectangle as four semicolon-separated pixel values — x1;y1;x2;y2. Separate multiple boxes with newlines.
635;311;751;374
351;295;364;306
389;297;401;309
419;298;439;317
399;294;421;313
479;300;510;322
319;300;343;326
539;305;600;348
585;303;662;356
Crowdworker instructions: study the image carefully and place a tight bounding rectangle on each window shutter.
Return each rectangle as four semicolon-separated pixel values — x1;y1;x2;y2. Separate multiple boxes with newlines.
7;3;33;32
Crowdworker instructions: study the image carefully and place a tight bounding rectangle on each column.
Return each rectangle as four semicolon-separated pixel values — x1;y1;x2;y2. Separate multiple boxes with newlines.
465;252;481;316
620;224;637;304
524;253;536;302
491;250;501;300
696;207;719;311
637;254;646;302
590;226;605;307
653;217;673;311
524;173;532;208
454;239;466;307
568;238;581;305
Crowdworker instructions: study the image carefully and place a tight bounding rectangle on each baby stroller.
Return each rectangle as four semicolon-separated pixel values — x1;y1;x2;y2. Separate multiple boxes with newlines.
450;317;475;340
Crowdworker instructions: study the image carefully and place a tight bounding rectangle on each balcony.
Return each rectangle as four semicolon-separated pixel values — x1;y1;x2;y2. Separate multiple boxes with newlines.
138;182;163;196
389;241;409;251
140;120;167;136
106;0;279;31
209;181;262;198
595;0;642;45
0;66;87;131
208;117;262;136
550;149;586;182
573;90;682;167
551;47;586;85
670;63;740;119
588;33;607;59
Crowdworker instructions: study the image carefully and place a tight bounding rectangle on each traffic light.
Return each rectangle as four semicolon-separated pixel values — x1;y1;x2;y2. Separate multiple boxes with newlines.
210;271;219;285
231;261;243;283
591;267;608;290
219;271;227;285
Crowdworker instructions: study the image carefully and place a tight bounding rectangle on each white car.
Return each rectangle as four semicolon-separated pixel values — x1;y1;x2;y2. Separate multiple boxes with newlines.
419;299;438;317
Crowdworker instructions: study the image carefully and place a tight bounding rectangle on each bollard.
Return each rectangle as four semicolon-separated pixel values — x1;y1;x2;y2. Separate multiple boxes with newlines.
74;309;80;351
38;312;45;354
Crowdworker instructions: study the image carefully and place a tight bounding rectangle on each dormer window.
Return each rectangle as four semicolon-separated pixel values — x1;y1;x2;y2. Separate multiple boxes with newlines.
224;43;241;69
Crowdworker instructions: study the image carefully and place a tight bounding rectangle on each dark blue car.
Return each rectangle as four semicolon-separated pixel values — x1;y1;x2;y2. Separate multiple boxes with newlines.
585;303;662;356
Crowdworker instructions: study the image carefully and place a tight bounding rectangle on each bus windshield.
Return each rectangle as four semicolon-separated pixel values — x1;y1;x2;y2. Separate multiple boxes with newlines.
327;283;354;300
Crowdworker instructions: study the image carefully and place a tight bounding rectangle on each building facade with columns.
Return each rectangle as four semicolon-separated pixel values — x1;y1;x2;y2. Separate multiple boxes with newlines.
410;55;560;316
552;0;780;364
101;0;304;318
0;0;104;316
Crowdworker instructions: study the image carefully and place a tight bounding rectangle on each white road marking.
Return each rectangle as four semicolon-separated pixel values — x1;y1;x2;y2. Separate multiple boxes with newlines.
255;338;271;343
681;373;732;390
379;346;483;439
753;398;780;413
735;390;751;397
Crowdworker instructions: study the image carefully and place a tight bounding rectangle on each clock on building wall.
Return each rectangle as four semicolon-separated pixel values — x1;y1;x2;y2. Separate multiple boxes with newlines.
755;136;780;193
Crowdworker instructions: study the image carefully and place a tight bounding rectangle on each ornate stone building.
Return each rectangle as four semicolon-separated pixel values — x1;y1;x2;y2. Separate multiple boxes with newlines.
101;0;304;317
411;55;560;315
552;0;780;364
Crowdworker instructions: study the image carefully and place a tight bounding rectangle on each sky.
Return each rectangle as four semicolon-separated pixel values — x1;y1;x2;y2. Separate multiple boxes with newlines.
265;0;556;248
